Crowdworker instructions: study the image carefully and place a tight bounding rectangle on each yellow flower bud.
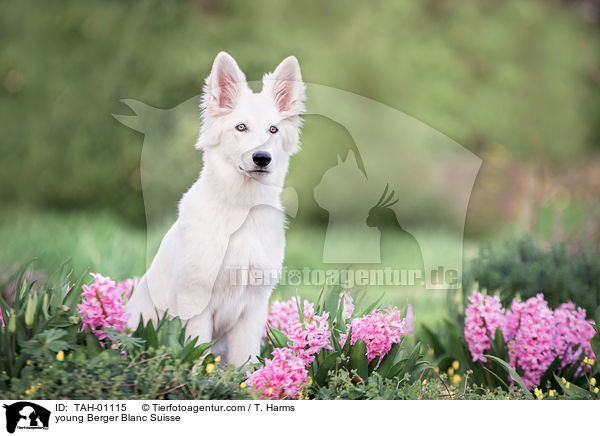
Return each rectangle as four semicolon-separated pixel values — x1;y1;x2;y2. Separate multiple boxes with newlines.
451;374;462;387
594;387;599;394
549;389;556;397
205;363;215;374
24;293;38;328
26;360;32;365
448;367;454;376
452;360;460;371
589;359;595;366
41;293;49;319
214;355;221;362
8;315;16;334
56;350;64;361
590;378;596;387
239;382;247;389
267;387;274;395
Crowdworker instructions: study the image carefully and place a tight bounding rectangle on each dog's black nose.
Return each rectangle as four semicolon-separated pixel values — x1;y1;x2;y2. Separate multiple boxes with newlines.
252;151;271;168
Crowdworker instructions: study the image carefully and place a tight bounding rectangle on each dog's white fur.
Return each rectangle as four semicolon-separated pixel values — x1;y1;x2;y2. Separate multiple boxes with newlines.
126;52;305;366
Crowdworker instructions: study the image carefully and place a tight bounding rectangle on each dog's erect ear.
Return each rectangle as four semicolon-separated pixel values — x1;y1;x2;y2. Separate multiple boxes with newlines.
203;52;247;115
263;56;306;117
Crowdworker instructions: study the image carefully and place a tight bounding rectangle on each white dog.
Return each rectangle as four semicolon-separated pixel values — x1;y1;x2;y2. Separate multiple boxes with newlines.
126;52;306;366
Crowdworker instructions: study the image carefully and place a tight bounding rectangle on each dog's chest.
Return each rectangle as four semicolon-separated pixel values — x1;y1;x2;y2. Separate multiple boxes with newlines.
210;205;285;335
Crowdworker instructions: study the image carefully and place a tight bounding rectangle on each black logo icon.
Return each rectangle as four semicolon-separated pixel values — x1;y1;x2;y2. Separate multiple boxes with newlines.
2;402;50;433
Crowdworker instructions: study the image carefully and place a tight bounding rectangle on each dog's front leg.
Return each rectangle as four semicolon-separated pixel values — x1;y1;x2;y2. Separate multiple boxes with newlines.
225;295;269;367
184;310;213;345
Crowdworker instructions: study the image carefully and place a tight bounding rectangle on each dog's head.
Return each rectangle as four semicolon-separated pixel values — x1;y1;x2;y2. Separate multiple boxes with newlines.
196;52;306;184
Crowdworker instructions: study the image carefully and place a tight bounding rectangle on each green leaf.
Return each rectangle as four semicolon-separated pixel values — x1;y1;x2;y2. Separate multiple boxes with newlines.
377;342;402;378
133;315;145;338
144;320;158;349
181;341;214;364
561;346;586;381
315;285;326;314
177;338;199;362
489;327;507;360
85;330;103;353
19;329;71;359
62;276;84;308
483;355;533;398
420;325;445;356
589;324;600;360
480;365;510;391
335;293;346;325
391;341;422;380
356;292;385;317
539;355;562;388
323;288;340;318
266;325;290;349
593;307;600;326
314;352;339;386
368;356;379;374
341;327;353;357
348;339;368;380
554;374;593;399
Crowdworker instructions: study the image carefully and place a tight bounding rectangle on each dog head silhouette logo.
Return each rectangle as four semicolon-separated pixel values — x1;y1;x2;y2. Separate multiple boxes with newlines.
3;402;50;433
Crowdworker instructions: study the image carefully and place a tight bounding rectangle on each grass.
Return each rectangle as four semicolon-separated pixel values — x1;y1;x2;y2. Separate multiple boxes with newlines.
0;209;148;281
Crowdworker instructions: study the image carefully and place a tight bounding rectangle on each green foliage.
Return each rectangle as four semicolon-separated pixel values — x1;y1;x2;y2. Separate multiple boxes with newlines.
419;239;600;395
130;314;215;365
1;347;252;400
265;284;428;390
6;348;549;400
311;370;535;400
418;315;600;395
0;264;215;394
418;319;526;391
1;0;598;227
328;292;427;386
464;235;600;315
0;209;149;280
3;260;597;400
19;329;71;359
0;264;92;382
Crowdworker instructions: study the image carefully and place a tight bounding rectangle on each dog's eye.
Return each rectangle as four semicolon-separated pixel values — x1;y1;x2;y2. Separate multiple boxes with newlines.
269;125;278;134
235;123;247;132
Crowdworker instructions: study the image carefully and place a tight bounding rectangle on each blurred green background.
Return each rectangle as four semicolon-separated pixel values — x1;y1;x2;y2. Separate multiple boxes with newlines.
1;0;600;323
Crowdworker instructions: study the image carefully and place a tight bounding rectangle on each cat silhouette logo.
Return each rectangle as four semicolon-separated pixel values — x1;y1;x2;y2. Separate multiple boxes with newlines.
115;82;481;290
3;402;50;433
